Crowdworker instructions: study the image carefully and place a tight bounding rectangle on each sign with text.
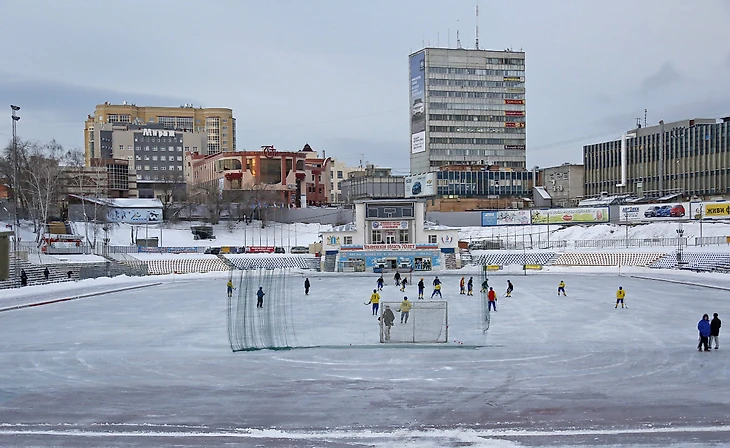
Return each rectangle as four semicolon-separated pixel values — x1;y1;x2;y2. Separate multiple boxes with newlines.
691;201;730;219
404;172;435;197
531;207;609;224
246;246;275;253
618;203;689;222
107;207;162;224
481;210;531;227
371;221;408;230
363;244;416;251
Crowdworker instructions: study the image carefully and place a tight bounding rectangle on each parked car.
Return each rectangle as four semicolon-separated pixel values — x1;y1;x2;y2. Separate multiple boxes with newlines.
204;247;221;255
274;247;286;254
655;205;672;217
670;204;685;217
644;206;661;218
412;98;424;115
290;246;309;254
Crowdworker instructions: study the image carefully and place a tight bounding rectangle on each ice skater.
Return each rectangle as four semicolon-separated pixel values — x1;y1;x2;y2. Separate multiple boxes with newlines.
615;286;626;308
710;313;721;350
380;305;395;341
394;271;401;286
487;287;497;312
397;296;412;324
417;278;425;299
366;289;380;315
400;276;408;292
505;280;513;297
431;276;442;298
467;277;474;296
480;278;489;293
377;275;384;291
304;278;310;295
256;286;265;308
558;281;566;296
698;314;711;351
227;279;235;298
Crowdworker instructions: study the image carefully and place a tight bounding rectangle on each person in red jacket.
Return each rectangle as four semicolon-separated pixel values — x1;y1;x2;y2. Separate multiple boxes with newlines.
487;287;497;312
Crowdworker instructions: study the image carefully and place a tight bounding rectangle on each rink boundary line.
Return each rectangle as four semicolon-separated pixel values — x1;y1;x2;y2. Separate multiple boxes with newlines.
630;275;730;291
0;282;163;313
233;343;495;352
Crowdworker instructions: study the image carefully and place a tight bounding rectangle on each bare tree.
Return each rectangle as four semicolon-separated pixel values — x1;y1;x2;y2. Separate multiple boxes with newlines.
192;179;230;225
64;151;108;249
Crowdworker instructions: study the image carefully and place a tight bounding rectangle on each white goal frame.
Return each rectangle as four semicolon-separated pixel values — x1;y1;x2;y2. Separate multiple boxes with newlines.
379;300;448;344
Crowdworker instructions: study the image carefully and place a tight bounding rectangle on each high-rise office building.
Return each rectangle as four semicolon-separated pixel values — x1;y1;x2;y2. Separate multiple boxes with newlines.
409;47;526;174
84;103;235;165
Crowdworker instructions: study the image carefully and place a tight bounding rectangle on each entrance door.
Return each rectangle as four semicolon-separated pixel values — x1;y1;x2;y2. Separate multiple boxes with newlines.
386;231;396;244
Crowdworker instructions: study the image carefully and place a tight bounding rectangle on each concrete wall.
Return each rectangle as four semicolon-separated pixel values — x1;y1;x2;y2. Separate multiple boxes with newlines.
426;211;483;227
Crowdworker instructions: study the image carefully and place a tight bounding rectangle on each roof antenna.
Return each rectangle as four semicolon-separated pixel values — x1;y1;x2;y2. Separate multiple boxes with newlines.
475;1;480;50
456;20;462;49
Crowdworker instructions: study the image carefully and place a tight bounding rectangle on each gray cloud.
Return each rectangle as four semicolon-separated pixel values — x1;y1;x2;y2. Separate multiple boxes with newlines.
639;62;683;92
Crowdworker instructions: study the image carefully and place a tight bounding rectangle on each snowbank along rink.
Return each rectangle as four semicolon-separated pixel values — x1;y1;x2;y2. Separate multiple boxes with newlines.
1;271;729;448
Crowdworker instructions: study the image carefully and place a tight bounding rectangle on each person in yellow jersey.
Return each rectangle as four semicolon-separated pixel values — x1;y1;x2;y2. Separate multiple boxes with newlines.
615;286;626;308
226;279;235;298
366;289;380;316
397;296;413;324
557;281;566;296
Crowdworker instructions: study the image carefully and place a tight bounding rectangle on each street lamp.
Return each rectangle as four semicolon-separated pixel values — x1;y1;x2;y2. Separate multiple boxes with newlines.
10;105;20;287
676;225;684;268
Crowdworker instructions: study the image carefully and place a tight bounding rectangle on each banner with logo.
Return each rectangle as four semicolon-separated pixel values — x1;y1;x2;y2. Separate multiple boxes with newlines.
371;221;408;230
690;201;730;220
405;172;435;197
481;210;531;227
530;207;609;225
618;203;689;222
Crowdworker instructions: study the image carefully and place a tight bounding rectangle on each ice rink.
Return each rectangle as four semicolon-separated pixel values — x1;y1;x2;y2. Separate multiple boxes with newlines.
1;270;729;447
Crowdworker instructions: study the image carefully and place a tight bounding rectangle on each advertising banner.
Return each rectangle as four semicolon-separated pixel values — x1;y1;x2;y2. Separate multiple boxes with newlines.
530;207;609;224
409;51;426;138
363;243;416;250
371;221;409;230
411;131;426;154
504;99;525;105
691;201;730;220
246;246;275;253
618;203;689;222
107;207;162;224
404;172;435;197
481;210;531;227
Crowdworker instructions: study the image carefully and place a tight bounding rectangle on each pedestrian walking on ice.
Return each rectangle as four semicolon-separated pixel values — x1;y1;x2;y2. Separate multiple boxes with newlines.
304;278;310;295
710;313;721;350
256;287;265;308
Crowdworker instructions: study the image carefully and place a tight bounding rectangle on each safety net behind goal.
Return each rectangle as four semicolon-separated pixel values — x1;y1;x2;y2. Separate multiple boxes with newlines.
379;300;448;343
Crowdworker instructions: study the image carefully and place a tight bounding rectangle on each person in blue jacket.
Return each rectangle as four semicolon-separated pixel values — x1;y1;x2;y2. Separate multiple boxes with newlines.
256;287;265;309
698;314;712;352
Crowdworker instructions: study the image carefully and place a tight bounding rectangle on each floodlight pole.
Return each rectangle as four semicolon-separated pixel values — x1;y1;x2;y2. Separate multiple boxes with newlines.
11;105;20;287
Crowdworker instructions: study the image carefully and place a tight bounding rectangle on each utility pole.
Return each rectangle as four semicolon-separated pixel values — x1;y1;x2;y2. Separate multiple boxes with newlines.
10;105;20;288
659;120;665;197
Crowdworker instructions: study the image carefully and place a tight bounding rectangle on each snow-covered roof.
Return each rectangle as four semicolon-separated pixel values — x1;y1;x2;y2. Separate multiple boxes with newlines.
328;222;357;232
578;194;630;207
534;186;551;200
423;221;455;231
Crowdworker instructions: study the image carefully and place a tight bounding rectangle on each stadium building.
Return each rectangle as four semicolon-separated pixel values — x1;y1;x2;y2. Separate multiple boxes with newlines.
319;199;460;272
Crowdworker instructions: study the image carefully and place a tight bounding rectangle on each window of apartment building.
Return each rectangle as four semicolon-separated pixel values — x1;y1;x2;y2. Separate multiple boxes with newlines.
144;165;150;171
170;165;176;171
143;155;150;161
168;146;174;151
177;166;182;171
184;146;189;152
152;166;158;171
152;146;157;151
337;181;342;189
127;145;132;151
160;156;166;161
135;155;142;161
144;146;150;151
160;166;166;171
330;182;334;190
118;145;124;152
428;235;437;244
152;156;158;161
192;146;198;152
136;165;142;170
399;230;410;243
337;171;343;179
176;156;182;161
135;145;141;151
343;236;353;245
177;146;182;151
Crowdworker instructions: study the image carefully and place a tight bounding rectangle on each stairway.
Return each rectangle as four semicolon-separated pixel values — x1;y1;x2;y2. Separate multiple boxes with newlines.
460;248;473;266
216;254;237;270
444;253;457;270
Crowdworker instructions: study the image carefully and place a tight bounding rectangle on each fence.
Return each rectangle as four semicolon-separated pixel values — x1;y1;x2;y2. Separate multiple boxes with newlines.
468;238;568;250
574;238;688;249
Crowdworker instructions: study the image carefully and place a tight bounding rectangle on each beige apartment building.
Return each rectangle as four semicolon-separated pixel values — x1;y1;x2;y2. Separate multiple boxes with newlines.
84;103;235;165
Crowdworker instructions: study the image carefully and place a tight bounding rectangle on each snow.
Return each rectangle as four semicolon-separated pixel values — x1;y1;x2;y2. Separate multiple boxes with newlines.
1;264;730;447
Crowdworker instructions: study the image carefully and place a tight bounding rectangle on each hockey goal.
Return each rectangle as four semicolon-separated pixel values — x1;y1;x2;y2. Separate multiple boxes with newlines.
379;301;448;343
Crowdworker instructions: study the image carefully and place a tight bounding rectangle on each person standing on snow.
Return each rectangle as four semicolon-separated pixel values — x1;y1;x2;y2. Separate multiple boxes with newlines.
304;278;310;295
366;289;380;316
380;305;395;341
431;276;443;298
256;287;265;308
467;277;474;296
710;313;722;350
557;281;566;296
417;278;425;299
698;314;712;351
505;280;514;297
377;275;384;291
487;287;497;312
397;297;412;324
459;277;466;295
615;286;626;308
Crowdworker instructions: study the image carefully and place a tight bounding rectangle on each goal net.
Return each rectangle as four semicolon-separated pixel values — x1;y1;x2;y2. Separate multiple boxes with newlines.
379;300;448;343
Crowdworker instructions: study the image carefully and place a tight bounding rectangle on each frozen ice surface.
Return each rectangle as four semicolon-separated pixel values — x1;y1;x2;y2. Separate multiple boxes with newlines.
1;270;729;447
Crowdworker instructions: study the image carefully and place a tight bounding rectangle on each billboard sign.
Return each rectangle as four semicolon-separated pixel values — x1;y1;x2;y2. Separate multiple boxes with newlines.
409;51;426;142
481;210;531;227
531;207;609;224
691;201;730;220
404;172;435;197
107;207;162;224
618;203;689;222
411;131;426;154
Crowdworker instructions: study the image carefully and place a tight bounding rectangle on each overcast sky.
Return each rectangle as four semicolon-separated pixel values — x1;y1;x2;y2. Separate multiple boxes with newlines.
2;0;730;173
